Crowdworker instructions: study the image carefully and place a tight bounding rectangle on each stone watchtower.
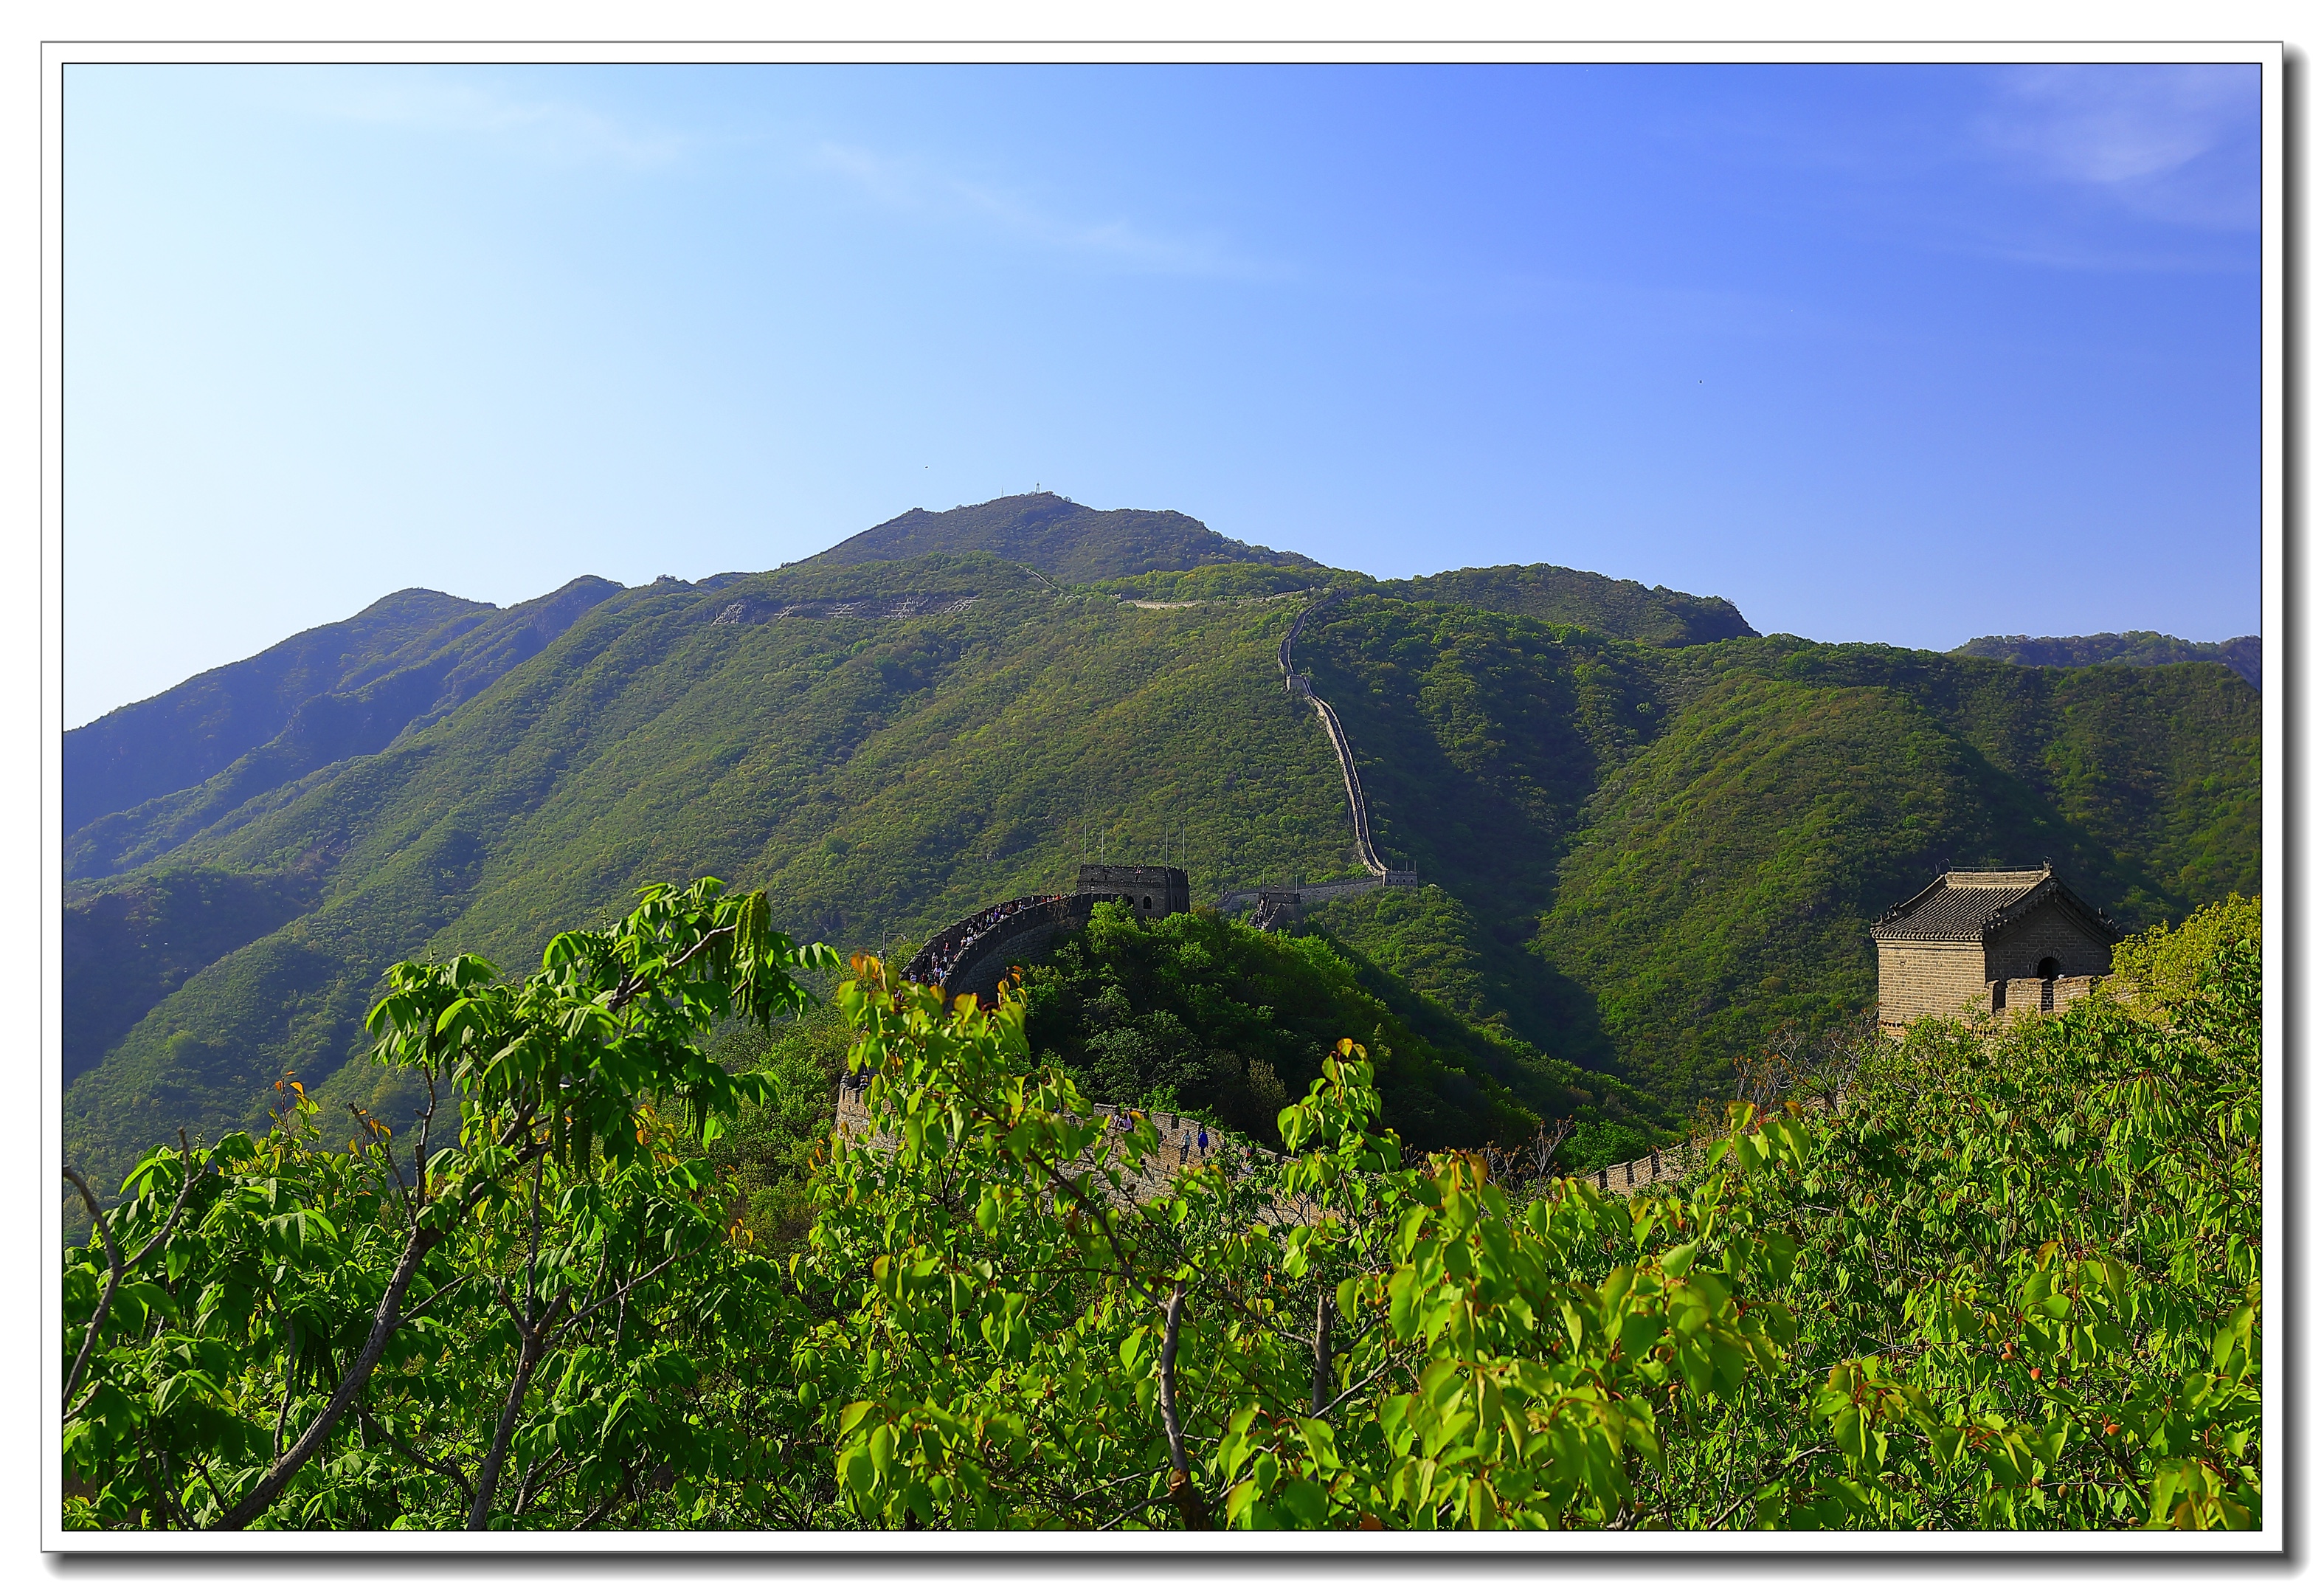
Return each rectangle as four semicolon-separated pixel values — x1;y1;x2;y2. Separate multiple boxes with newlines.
1870;866;2120;1030
1076;864;1190;916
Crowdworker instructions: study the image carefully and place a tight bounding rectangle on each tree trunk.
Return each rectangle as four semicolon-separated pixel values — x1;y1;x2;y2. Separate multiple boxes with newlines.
1310;1287;1334;1418
1156;1282;1211;1530
468;1322;550;1529
212;1220;442;1530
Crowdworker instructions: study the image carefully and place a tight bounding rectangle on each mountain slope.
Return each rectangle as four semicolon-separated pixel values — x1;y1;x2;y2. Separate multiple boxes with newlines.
1290;596;2259;1103
809;492;1320;582
60;507;2260;1204
61;865;322;1086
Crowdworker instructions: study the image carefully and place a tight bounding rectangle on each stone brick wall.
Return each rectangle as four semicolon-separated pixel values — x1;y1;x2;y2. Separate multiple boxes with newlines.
1995;974;2102;1018
1983;901;2113;983
1876;939;1991;1028
944;894;1103;1005
1217;874;1407;914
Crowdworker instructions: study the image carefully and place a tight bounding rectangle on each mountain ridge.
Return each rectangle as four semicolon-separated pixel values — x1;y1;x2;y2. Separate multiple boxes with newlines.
807;492;1323;583
1954;630;2261;691
66;576;624;844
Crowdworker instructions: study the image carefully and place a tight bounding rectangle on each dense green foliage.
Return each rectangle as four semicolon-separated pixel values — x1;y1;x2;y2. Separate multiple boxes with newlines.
706;998;861;1256
1021;900;1659;1155
1376;564;1757;646
1955;632;2261;693
62;890;2261;1533
1663;894;2262;1528
62;505;2259;1204
62;879;839;1531
66;578;620;852
809;491;1319;583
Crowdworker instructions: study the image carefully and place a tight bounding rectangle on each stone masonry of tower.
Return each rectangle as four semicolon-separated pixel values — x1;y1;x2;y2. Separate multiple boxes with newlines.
1871;866;2119;1030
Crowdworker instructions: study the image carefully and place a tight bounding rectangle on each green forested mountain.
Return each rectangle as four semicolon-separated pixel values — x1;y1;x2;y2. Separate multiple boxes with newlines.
61;865;321;1086
1296;593;2257;1105
1954;629;2261;691
60;497;2261;1202
809;491;1320;583
1091;560;1759;652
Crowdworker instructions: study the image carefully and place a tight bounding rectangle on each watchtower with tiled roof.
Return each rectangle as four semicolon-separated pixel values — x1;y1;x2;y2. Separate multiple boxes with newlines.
1870;865;2120;1030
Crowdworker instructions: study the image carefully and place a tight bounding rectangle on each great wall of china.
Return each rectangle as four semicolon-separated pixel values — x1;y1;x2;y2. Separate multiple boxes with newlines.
833;1072;1726;1220
860;590;1794;1207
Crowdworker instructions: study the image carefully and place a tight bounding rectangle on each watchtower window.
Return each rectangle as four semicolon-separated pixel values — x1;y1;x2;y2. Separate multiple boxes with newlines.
2038;957;2060;979
1143;896;1153;910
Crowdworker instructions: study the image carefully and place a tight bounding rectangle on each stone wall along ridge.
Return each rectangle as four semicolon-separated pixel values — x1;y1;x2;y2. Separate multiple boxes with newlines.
903;892;1096;1004
709;592;977;626
1279;591;1392;880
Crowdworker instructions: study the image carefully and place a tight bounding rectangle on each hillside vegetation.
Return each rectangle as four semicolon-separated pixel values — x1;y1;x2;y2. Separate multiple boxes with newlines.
1293;593;2258;1105
1020;900;1661;1159
63;555;1377;1195
1378;563;1757;646
62;865;322;1086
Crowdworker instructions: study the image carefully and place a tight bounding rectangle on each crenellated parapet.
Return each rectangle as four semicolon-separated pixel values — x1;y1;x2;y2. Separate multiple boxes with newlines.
902;871;1188;1005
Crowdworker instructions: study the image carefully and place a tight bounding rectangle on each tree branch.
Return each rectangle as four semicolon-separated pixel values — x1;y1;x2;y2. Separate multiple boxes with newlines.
468;1285;572;1529
1311;1286;1334;1420
360;1404;474;1507
604;924;739;1012
63;1136;211;1414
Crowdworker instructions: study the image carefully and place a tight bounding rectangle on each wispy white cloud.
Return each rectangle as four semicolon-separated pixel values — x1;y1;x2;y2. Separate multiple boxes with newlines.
1976;66;2260;230
805;139;1284;280
291;75;687;170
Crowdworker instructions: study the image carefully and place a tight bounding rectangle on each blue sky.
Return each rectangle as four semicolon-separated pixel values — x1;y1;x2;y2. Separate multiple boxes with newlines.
64;62;2263;727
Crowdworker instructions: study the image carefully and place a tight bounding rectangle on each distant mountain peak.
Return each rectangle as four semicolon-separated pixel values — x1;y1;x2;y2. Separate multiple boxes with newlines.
809;492;1322;584
1953;631;2259;692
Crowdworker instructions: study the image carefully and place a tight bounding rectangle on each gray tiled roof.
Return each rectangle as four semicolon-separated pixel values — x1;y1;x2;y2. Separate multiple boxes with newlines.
1870;868;2120;945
